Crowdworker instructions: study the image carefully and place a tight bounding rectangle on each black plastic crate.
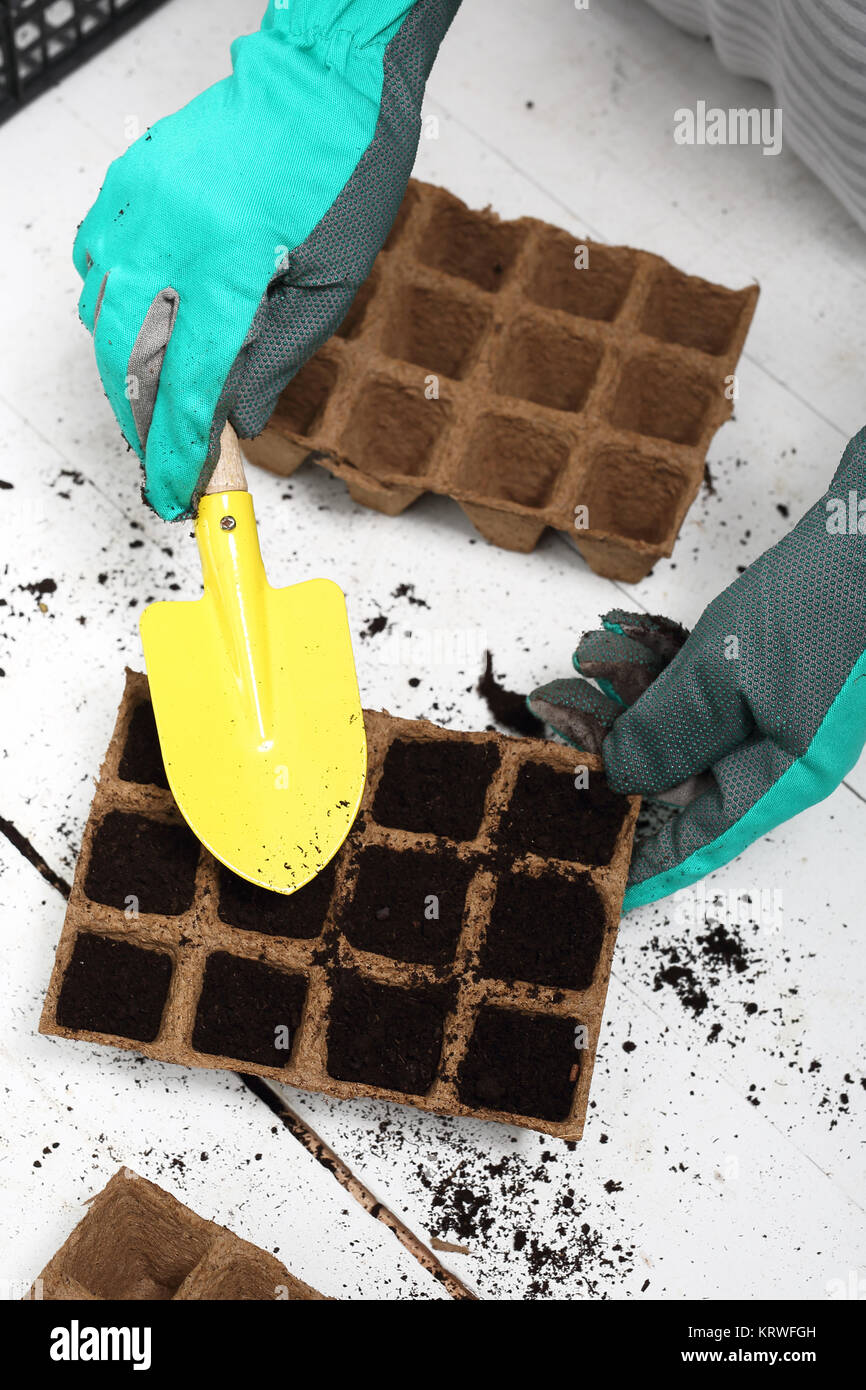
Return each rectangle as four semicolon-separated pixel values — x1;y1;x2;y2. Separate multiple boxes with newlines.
0;0;171;124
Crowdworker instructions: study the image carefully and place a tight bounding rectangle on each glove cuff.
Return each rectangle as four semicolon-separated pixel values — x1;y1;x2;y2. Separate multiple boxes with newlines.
263;0;419;49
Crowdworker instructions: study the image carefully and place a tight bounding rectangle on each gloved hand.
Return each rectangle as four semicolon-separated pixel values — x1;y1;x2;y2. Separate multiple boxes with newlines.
73;0;459;520
530;427;866;912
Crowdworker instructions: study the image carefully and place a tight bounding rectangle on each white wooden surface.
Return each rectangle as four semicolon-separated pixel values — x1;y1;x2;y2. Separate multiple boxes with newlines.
1;0;864;1300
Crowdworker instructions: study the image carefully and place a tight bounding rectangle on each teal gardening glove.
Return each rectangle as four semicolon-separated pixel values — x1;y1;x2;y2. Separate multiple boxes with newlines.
530;428;866;912
73;0;460;520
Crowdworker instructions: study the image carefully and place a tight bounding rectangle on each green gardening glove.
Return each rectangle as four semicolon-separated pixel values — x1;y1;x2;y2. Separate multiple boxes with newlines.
73;0;460;520
530;427;866;912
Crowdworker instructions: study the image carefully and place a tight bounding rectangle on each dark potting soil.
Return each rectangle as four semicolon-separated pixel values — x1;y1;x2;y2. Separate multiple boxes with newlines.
498;760;628;866
218;859;337;939
339;843;473;968
477;651;544;737
372;737;499;841
118;701;169;789
191;951;307;1067
480;872;605;990
458;1006;579;1121
55;932;173;1042
84;810;200;916
326;972;450;1095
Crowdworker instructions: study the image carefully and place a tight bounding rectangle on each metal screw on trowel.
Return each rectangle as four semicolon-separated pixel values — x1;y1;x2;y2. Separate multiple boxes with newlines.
220;516;236;531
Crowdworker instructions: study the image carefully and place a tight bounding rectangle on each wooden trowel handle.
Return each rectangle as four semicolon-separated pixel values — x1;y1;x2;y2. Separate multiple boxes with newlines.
206;422;248;495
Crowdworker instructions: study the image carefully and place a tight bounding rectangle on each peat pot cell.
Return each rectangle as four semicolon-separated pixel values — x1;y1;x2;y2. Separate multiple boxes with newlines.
491;316;602;414
525;232;635;322
326;972;450;1095
55;933;173;1043
189;1252;281;1301
217;859;336;939
379;281;490;380
580;447;691;546
191;952;307;1067
372;737;499;840
640;265;746;356
610;353;715;446
273;351;338;436
60;1182;212;1300
456;413;570;509
340;844;474;968
498;760;630;866
335;267;381;340
83;810;200;916
339;376;448;481
416;199;524;292
458;1006;580;1122
118;701;169;789
481;872;606;991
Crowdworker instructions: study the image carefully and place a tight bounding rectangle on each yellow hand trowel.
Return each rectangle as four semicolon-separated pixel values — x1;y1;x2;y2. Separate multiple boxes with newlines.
140;423;367;894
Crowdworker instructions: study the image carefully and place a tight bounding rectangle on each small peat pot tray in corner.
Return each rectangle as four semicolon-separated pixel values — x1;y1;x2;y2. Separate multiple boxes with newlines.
27;1168;326;1301
40;670;640;1141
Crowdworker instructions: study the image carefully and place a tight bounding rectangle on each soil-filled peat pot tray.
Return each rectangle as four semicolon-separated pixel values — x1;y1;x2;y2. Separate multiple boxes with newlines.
243;178;759;582
40;672;640;1140
27;1168;326;1301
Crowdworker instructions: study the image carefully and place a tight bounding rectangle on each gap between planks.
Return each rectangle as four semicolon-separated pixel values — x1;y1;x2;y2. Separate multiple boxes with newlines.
239;1072;477;1301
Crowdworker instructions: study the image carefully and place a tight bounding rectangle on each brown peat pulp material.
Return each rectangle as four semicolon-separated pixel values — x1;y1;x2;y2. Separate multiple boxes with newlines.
243;178;759;582
29;1169;326;1300
40;671;640;1140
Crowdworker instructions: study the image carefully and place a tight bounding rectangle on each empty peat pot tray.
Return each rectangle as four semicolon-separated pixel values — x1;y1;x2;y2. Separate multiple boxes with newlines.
40;671;640;1141
243;178;759;583
27;1168;325;1301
